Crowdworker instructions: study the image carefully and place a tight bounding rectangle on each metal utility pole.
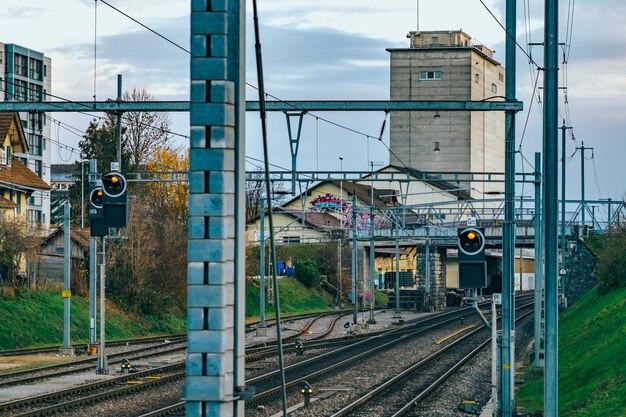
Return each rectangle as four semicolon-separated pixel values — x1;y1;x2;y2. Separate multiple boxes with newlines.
534;153;544;368
394;203;401;317
89;159;98;346
115;74;122;167
258;198;266;335
352;195;358;325
501;0;517;415
544;0;560;415
560;122;572;306
81;161;85;228
576;142;594;227
368;205;376;324
62;201;71;351
424;233;431;309
96;237;108;374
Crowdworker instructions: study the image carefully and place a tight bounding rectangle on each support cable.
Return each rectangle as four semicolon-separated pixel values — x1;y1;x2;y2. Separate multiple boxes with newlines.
251;1;288;416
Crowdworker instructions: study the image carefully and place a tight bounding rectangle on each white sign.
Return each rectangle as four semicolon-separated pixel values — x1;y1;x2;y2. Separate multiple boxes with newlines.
110;162;120;172
467;217;477;227
493;293;502;305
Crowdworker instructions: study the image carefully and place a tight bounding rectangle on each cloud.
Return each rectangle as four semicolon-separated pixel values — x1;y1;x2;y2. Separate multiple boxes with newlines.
1;7;49;19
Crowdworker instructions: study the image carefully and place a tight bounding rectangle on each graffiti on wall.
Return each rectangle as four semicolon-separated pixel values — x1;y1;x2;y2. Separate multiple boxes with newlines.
311;194;345;213
310;193;386;230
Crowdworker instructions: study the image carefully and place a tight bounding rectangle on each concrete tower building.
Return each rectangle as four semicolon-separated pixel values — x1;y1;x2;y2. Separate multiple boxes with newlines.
387;31;505;197
0;43;52;227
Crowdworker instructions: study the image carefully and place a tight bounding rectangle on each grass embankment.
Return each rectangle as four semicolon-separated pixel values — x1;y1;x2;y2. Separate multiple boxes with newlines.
516;287;626;417
246;278;334;319
1;279;352;349
0;289;186;350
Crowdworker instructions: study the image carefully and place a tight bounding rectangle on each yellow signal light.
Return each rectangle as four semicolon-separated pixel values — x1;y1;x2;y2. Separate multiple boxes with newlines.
97;190;103;197
467;232;476;240
111;176;119;183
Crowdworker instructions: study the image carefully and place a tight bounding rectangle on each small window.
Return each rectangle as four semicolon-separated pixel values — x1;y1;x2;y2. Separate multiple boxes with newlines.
475;74;480;83
491;83;497;93
499;73;504;82
432;36;439;44
419;71;442;80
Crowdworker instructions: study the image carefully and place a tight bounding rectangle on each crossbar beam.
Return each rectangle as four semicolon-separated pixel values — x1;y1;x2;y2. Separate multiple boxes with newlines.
0;100;522;113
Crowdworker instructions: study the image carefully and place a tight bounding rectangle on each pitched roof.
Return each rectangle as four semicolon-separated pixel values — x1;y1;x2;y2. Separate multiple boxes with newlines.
0;158;51;191
0;195;17;209
0;112;28;152
42;226;91;250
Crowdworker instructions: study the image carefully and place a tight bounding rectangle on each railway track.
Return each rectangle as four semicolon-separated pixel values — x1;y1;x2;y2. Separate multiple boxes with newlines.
2;297;534;417
0;363;186;417
0;340;186;389
329;305;534;417
132;304;499;417
0;334;186;357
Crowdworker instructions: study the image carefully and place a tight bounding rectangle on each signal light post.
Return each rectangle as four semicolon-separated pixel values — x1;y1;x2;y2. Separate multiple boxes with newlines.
101;172;128;229
457;227;486;289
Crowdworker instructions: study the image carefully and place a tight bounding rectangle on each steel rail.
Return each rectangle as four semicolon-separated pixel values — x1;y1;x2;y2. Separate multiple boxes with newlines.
329;306;534;417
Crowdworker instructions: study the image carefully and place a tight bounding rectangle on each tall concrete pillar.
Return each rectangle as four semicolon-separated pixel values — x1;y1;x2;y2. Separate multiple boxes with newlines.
186;1;246;416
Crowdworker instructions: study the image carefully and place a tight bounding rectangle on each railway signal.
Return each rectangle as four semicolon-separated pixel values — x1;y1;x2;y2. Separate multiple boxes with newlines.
89;187;107;237
457;227;486;288
300;381;314;407
101;172;127;228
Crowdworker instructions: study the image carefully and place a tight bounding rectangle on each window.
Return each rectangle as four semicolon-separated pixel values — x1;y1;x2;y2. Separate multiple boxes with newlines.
419;71;442;80
283;236;301;245
28;134;42;156
432;36;439;44
34;159;43;177
29;84;42;102
491;83;497;93
14;79;28;101
499;73;504;82
14;53;28;77
475;74;480;83
27;209;42;224
44;65;47;77
29;58;43;81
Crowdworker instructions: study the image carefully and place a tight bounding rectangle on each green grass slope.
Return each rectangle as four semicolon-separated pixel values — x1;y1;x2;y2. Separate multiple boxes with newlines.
246;277;334;319
1;279;349;349
516;286;626;417
0;290;186;350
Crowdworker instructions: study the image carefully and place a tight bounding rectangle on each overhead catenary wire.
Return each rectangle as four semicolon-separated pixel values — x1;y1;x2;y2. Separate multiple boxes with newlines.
96;0;403;169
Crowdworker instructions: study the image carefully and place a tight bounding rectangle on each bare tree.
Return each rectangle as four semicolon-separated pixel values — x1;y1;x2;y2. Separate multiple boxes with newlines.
245;170;289;224
122;88;173;170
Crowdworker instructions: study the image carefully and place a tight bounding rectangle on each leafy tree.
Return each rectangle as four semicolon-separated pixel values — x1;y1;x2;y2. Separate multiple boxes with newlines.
595;226;626;293
294;259;321;288
0;216;41;286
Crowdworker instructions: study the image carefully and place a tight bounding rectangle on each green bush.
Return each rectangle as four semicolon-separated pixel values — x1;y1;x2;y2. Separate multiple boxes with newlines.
294;259;321;288
595;228;626;293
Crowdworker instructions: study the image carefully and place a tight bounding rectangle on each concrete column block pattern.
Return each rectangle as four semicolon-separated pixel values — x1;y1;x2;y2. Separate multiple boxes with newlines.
187;2;245;414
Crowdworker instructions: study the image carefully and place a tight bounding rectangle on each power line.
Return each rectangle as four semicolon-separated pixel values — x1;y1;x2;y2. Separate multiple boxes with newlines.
476;0;540;69
97;0;405;168
98;0;190;54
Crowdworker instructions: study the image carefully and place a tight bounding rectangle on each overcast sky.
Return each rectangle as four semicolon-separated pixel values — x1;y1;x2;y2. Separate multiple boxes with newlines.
0;0;624;204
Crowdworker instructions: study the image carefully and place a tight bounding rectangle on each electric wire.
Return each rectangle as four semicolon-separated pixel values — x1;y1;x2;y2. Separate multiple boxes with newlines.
98;0;190;54
0;79;190;140
476;0;540;69
96;0;403;169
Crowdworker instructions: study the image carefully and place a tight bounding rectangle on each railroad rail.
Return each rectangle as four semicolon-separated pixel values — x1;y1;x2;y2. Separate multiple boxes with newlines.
329;306;534;416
